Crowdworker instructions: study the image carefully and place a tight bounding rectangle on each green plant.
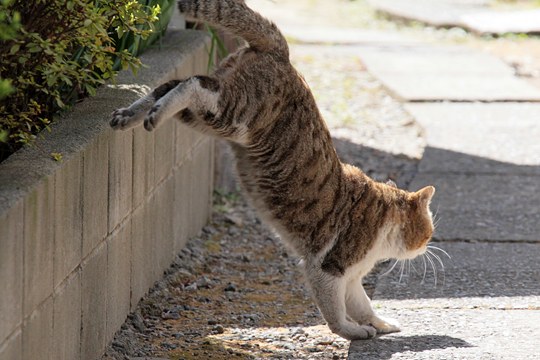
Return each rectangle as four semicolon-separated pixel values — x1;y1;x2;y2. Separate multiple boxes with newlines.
205;25;229;71
0;0;172;161
0;0;20;101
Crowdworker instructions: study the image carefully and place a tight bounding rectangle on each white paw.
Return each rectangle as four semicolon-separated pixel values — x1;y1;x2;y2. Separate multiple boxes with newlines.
329;321;377;341
110;108;143;130
370;315;401;334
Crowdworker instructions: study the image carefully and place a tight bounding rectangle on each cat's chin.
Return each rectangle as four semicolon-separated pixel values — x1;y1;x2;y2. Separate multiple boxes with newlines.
397;247;427;260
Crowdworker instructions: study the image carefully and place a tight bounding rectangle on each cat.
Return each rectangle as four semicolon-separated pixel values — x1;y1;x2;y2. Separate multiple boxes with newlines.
110;0;436;341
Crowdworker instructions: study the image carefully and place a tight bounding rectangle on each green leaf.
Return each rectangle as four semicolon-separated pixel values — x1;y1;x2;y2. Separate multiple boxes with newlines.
10;44;20;54
0;130;9;143
116;26;124;38
51;152;63;162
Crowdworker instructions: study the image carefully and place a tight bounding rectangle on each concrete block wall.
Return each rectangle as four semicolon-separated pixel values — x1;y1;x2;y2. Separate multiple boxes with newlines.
0;30;213;360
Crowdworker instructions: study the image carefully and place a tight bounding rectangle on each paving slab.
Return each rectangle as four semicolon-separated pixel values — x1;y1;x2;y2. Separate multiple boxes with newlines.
405;103;540;174
369;0;491;28
360;47;514;76
281;26;422;45
358;47;540;101
374;73;540;101
461;9;540;34
370;0;540;35
410;173;540;241
349;242;540;359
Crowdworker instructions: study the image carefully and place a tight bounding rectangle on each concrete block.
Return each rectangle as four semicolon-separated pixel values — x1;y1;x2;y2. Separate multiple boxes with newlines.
22;296;53;360
106;221;131;341
154;118;175;185
81;243;107;360
108;128;133;233
130;206;155;310
0;329;22;360
52;271;81;360
174;122;196;166
173;161;191;254
192;43;211;75
189;139;214;236
82;131;109;257
171;29;210;80
132;126;155;208
54;155;83;288
0;201;23;344
23;178;54;318
154;177;175;274
214;139;238;192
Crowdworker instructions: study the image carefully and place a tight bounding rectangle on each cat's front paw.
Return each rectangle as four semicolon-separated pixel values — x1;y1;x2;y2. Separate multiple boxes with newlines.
110;108;142;130
369;315;401;334
144;104;161;131
328;321;377;341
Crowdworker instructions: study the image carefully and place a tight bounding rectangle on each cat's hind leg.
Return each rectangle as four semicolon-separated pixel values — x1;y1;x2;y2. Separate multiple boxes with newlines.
345;277;400;334
305;262;376;341
110;80;181;130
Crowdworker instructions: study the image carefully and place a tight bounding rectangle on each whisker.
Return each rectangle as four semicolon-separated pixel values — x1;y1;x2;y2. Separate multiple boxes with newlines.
398;261;405;284
428;249;446;271
433;216;442;229
380;259;400;277
433;204;440;222
427;245;452;259
425;252;438;287
428;250;446;286
409;258;420;275
432;205;442;230
421;255;427;284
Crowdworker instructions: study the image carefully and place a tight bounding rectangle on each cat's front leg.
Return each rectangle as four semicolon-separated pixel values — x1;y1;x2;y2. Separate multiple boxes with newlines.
143;76;220;131
305;262;376;341
110;80;181;130
345;278;400;334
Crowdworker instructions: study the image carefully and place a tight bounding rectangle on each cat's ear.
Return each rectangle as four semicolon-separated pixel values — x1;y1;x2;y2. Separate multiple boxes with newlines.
386;179;397;188
415;186;435;204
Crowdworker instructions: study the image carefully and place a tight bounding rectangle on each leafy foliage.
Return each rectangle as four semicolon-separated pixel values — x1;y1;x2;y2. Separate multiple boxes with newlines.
0;0;173;160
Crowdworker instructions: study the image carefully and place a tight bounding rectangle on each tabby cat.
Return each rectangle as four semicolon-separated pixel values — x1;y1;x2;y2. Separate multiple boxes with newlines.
110;0;436;341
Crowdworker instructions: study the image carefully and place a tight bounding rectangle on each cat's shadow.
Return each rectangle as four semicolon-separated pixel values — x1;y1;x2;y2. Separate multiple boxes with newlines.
349;334;473;360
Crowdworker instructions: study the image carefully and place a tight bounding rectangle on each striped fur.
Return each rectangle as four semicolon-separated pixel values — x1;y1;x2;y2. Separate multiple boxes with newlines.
110;0;436;340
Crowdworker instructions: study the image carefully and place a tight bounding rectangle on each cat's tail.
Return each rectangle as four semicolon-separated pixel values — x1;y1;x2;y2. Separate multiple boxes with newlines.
178;0;289;58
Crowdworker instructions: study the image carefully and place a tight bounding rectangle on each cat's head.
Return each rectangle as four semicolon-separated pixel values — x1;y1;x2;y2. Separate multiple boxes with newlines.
389;183;436;259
